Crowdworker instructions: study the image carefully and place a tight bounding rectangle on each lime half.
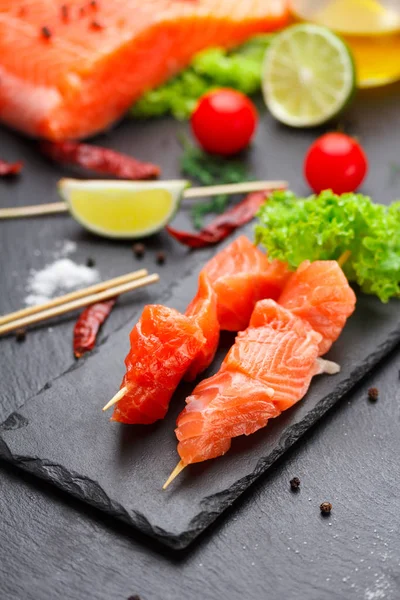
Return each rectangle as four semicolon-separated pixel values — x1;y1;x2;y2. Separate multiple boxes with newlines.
262;24;356;127
58;178;189;239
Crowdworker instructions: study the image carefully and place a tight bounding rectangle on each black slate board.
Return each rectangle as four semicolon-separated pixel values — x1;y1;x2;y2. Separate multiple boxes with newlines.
0;236;399;548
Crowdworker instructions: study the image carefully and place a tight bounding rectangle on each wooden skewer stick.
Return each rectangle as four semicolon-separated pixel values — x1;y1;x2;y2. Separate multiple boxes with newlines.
0;180;288;220
0;273;159;336
183;180;288;199
337;250;351;267
0;269;148;327
163;460;186;490
0;202;69;219
102;386;128;412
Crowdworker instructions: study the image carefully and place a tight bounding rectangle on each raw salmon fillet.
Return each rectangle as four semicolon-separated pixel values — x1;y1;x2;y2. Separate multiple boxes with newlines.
184;272;220;382
176;301;335;465
0;1;289;140
203;235;290;331
112;305;205;424
279;260;356;355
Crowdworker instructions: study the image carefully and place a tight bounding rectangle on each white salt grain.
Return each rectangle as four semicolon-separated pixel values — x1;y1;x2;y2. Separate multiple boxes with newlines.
25;258;99;306
58;240;77;257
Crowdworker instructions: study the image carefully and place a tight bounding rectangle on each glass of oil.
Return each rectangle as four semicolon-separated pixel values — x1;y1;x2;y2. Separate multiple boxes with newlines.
290;0;400;87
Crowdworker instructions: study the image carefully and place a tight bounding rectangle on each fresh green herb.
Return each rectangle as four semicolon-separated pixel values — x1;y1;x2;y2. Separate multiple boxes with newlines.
255;190;400;302
180;142;252;229
131;35;273;120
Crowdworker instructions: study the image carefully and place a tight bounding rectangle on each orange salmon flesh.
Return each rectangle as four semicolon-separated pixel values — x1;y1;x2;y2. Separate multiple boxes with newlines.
0;1;289;140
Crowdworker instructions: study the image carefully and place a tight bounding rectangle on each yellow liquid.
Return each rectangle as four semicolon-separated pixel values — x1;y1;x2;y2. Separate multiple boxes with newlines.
290;0;400;87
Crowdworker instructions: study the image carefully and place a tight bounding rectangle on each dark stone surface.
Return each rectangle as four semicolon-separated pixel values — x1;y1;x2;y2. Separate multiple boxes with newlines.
0;268;399;548
1;352;399;600
0;81;400;595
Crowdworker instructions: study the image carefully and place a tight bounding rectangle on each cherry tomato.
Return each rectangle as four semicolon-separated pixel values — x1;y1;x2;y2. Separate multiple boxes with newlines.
304;132;368;194
191;89;258;156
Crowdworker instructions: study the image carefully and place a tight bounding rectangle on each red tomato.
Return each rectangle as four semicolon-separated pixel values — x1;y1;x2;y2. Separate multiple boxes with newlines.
191;89;258;156
304;132;368;194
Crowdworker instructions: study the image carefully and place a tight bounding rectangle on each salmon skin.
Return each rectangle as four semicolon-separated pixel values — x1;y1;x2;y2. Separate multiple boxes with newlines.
0;1;289;140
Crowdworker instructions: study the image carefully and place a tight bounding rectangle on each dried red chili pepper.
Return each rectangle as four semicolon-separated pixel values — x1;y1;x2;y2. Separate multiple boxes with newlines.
0;159;23;176
166;190;272;248
73;298;117;358
40;141;160;180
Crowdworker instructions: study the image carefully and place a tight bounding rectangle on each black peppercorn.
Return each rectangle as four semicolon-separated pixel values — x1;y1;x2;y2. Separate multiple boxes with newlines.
15;328;26;342
290;477;300;491
320;502;332;515
132;243;145;258
156;251;166;265
86;257;96;268
41;26;52;40
368;387;379;402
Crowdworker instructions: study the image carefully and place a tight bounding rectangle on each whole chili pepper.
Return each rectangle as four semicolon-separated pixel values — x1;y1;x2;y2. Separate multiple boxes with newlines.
166;190;275;248
0;159;23;176
74;298;117;358
40;141;160;180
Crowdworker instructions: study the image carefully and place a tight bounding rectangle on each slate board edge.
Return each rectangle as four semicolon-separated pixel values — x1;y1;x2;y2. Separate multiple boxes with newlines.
1;326;399;550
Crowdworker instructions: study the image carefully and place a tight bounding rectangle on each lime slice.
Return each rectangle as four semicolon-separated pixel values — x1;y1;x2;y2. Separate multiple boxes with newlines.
58;178;190;239
262;24;356;127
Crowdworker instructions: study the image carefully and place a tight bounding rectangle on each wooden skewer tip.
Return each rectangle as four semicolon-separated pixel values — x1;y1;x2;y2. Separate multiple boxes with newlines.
102;386;128;412
163;460;186;490
337;250;351;267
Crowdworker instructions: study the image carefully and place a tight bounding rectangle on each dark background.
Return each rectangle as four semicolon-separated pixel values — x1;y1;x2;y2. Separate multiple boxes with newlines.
1;83;399;599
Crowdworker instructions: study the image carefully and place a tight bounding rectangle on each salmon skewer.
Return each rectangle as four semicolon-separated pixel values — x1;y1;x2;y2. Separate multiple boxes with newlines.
0;1;288;140
165;260;356;487
109;305;206;424
105;236;290;423
165;301;339;487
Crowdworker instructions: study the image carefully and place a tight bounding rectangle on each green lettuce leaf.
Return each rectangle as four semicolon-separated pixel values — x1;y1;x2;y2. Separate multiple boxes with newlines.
255;190;400;302
130;35;273;120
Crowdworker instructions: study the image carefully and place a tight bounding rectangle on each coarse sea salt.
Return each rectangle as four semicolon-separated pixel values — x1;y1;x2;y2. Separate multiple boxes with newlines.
25;258;99;306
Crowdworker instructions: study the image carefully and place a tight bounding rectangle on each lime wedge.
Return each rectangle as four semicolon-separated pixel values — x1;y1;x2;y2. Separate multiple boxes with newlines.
262;24;356;127
58;178;190;239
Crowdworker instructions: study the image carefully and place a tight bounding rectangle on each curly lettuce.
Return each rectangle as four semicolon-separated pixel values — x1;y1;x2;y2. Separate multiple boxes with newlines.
255;190;400;302
130;35;273;120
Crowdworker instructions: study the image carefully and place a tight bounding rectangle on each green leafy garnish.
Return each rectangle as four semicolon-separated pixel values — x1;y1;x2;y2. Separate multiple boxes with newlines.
131;35;273;120
255;190;400;302
180;143;252;229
